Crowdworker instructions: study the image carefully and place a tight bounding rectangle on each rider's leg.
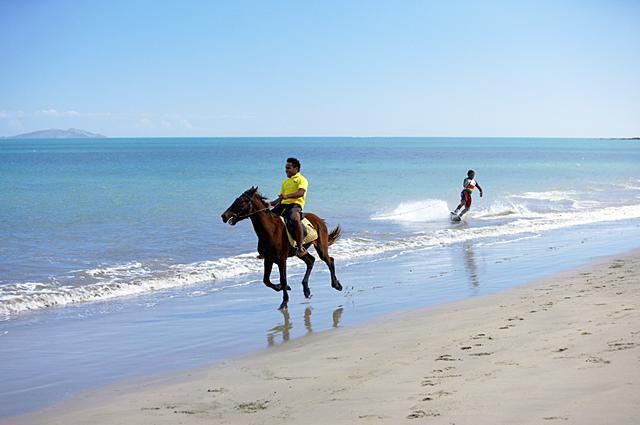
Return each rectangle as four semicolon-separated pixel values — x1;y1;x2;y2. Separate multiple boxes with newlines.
454;192;466;214
458;193;472;217
289;207;307;256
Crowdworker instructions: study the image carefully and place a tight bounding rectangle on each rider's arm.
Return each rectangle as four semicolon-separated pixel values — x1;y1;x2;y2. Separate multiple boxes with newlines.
476;182;483;197
269;198;281;207
280;188;306;200
270;188;306;207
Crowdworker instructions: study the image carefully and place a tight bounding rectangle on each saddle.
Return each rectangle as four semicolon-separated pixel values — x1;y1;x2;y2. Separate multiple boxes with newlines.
279;217;318;248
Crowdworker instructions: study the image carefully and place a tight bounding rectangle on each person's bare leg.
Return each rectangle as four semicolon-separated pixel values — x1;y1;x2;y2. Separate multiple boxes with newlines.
292;212;307;256
453;201;464;214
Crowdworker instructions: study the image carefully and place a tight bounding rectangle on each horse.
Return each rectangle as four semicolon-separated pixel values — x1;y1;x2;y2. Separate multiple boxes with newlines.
221;187;342;310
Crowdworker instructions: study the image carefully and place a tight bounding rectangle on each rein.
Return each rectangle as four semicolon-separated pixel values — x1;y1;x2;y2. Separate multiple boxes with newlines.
236;206;271;220
233;193;271;220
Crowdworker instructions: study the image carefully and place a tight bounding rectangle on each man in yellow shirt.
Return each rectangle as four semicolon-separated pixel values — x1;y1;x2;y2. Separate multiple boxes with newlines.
269;157;309;256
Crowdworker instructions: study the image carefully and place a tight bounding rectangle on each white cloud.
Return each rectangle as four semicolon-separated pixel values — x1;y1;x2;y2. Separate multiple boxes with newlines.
0;110;25;119
8;119;23;129
38;109;80;117
137;117;155;129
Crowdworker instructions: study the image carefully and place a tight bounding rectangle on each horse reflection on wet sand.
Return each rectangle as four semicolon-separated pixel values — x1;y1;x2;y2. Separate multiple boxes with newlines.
267;306;344;346
221;187;343;310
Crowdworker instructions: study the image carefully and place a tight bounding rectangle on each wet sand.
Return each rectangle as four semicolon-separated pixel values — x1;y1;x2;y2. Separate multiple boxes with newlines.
5;251;640;425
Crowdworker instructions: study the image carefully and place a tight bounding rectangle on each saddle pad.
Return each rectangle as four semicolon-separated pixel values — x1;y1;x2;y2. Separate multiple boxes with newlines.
279;217;318;248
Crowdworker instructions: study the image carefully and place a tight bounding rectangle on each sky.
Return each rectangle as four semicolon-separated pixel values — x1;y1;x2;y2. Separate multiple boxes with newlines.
0;0;639;138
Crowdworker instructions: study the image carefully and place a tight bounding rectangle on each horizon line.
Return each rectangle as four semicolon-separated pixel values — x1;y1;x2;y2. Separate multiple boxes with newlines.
2;133;639;140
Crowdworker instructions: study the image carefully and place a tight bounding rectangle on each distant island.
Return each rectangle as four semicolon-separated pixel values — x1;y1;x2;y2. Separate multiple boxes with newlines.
4;128;106;139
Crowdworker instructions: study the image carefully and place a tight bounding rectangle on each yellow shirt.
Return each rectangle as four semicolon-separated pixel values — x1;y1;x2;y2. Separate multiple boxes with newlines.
280;173;308;208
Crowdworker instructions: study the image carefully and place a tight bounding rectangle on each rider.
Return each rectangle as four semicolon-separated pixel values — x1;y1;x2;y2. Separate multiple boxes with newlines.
268;157;309;257
452;169;483;218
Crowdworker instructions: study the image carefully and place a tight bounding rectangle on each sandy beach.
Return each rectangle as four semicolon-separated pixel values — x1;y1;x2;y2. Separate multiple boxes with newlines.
6;251;640;425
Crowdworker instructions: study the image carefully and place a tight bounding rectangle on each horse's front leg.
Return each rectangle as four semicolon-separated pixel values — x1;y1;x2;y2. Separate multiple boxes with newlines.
277;260;289;310
263;259;281;292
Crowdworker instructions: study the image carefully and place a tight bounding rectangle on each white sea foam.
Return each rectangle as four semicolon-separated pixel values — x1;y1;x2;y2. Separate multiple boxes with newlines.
86;262;150;279
371;199;451;222
474;201;535;219
509;190;578;202
0;255;267;316
3;202;640;317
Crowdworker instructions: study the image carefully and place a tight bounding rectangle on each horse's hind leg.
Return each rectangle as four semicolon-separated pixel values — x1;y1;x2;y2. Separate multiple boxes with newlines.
315;242;342;291
299;253;315;299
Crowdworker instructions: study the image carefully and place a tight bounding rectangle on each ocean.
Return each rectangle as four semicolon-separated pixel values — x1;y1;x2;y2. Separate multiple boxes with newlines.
1;137;639;417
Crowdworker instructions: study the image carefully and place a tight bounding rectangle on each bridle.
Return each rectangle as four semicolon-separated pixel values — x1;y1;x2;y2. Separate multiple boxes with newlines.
231;192;271;221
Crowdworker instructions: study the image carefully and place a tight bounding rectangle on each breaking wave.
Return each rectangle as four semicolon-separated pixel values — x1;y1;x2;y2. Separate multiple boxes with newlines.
3;201;640;317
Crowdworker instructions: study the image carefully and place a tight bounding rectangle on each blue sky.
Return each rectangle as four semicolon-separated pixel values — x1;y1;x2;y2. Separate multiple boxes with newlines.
1;0;638;137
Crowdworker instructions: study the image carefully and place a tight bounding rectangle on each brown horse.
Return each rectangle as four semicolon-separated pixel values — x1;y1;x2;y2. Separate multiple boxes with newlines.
221;187;343;310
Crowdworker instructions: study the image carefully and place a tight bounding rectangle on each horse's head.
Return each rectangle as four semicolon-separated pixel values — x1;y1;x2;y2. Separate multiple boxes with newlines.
221;186;260;225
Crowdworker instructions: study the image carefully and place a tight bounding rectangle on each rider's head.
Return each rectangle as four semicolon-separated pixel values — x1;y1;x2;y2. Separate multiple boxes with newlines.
467;169;475;179
286;157;301;177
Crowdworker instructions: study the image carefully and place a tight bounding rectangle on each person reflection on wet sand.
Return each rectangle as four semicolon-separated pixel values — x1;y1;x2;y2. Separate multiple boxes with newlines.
267;309;291;346
463;240;480;288
304;306;312;334
332;306;343;328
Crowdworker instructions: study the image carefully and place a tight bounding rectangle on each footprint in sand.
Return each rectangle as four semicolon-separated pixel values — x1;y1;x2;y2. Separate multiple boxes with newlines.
422;390;454;401
358;414;387;420
585;356;611;364
609;261;624;269
236;400;270;413
435;354;460;361
407;410;440;419
607;341;637;351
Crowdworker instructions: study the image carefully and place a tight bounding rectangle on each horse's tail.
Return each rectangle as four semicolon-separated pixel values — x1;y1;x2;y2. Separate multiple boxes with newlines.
328;225;342;246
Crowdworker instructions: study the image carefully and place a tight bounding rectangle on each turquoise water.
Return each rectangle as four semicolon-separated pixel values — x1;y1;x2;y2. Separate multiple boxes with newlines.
1;137;640;417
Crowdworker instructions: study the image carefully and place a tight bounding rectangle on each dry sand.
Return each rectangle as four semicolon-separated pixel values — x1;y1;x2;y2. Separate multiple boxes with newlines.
6;251;640;425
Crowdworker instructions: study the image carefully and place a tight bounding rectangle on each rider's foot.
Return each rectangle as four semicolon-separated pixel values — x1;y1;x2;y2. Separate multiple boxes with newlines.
296;247;308;257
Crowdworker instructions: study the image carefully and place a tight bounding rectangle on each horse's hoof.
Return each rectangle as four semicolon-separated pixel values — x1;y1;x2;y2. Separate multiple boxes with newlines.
304;288;312;298
272;284;282;292
286;285;292;291
332;281;343;291
278;302;288;310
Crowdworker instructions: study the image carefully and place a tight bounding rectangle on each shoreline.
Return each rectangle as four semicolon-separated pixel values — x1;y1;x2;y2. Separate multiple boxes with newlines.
5;250;640;424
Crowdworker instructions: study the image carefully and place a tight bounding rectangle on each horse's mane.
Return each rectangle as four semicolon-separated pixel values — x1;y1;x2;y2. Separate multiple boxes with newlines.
245;187;271;211
255;191;270;207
